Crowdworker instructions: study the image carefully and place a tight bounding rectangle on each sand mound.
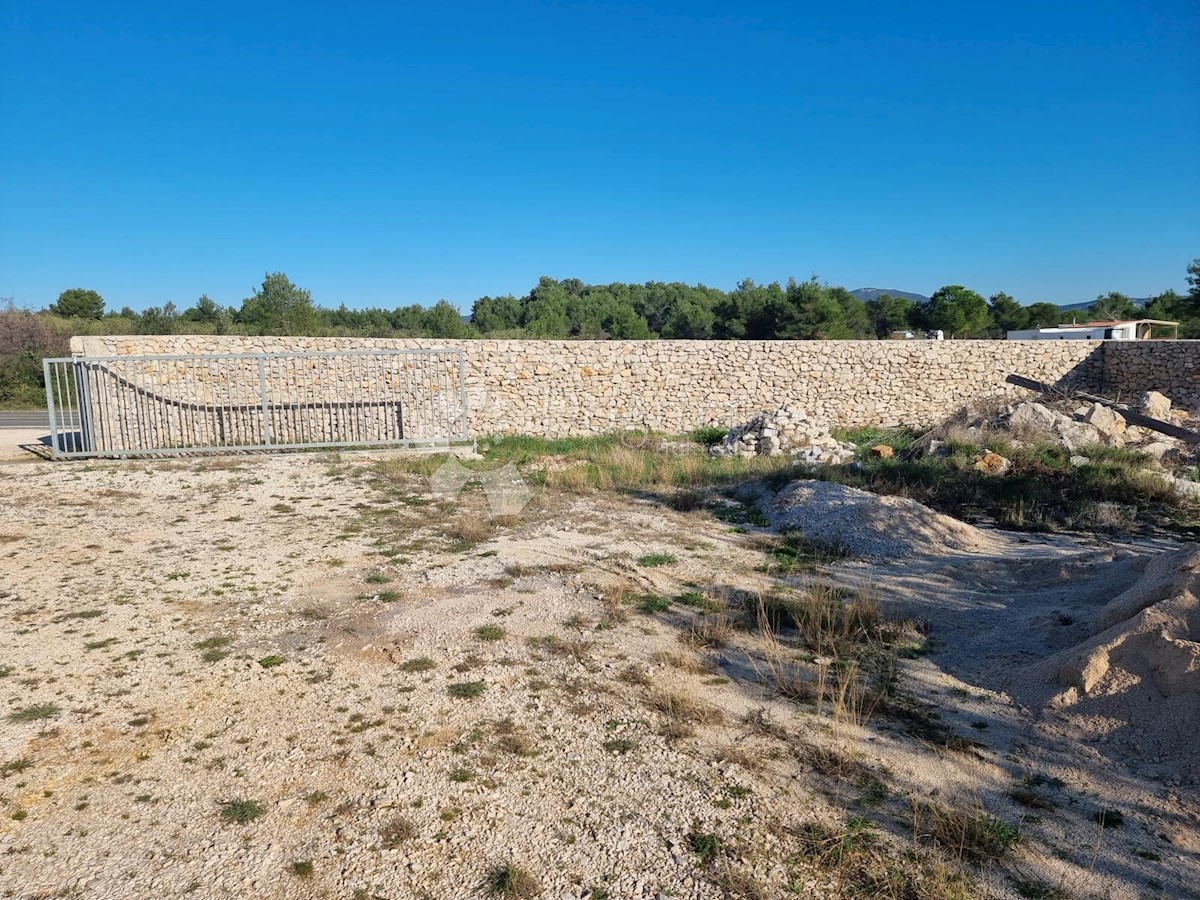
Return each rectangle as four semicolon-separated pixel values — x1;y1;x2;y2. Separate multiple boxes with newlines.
1032;547;1200;776
770;479;1005;558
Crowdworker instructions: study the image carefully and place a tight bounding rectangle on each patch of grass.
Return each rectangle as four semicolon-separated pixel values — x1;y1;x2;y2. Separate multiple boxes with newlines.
485;863;542;898
291;860;314;878
376;590;403;602
258;655;285;668
195;635;233;663
637;593;671;614
914;800;1021;864
602;738;636;755
444;516;496;550
816;434;1195;536
688;831;723;862
218;799;265;824
649;691;725;727
759;532;847;575
0;758;33;778
475;624;507;641
7;703;60;723
637;552;677;568
496;731;538;757
448;681;486;699
364;571;393;584
399;657;437;673
691;425;728;447
682;613;732;649
832;426;918;452
676;590;722;612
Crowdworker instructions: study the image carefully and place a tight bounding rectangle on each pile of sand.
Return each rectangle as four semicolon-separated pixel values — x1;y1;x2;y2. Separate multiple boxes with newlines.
770;479;1005;558
1032;547;1200;776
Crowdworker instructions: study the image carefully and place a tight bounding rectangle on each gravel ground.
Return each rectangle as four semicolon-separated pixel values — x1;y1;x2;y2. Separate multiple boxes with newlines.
0;451;1194;899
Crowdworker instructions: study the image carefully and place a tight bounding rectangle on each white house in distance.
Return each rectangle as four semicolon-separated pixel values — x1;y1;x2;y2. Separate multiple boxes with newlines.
1007;319;1179;340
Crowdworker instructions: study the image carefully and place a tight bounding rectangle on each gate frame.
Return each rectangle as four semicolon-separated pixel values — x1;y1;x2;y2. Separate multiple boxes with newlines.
43;348;471;460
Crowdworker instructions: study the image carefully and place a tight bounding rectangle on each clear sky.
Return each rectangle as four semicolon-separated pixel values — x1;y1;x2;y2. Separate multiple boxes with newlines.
2;1;1197;312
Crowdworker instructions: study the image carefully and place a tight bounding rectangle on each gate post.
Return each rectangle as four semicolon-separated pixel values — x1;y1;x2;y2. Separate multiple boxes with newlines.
44;359;60;460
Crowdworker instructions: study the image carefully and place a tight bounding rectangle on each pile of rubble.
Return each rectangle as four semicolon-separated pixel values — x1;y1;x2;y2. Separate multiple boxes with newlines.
709;407;857;466
950;391;1193;463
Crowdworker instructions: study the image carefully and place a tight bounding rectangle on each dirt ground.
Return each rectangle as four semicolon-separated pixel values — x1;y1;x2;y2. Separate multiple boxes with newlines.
0;447;1196;900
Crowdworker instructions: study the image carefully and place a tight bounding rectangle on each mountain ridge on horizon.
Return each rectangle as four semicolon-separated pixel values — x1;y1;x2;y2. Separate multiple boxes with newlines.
851;288;1155;313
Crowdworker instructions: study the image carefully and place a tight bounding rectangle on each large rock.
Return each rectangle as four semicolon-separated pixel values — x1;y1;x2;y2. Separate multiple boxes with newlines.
1009;401;1062;436
1141;390;1172;421
1008;401;1104;451
1081;403;1126;446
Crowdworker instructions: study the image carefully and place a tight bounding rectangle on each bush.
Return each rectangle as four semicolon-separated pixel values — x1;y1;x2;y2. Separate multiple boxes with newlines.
0;303;67;408
690;425;728;446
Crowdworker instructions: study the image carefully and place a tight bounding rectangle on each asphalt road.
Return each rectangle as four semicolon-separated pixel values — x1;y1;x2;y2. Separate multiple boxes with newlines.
0;410;73;429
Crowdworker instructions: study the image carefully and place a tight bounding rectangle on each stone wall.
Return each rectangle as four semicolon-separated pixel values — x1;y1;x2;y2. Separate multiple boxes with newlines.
73;335;1107;438
1103;342;1200;408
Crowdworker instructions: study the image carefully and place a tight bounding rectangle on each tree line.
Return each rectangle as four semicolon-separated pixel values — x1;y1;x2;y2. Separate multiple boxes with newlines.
4;261;1197;407
36;260;1200;340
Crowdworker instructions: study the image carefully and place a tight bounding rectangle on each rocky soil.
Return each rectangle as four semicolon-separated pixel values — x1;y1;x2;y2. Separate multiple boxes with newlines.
0;450;1196;899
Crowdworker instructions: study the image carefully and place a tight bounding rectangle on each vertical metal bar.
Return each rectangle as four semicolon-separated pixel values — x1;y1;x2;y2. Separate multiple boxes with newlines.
44;360;60;459
332;354;341;443
400;350;410;441
258;355;270;448
54;364;69;454
96;361;110;454
458;348;469;441
73;361;89;454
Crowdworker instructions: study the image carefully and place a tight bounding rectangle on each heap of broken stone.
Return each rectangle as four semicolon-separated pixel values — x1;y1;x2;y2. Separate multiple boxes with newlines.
710;407;857;466
951;390;1192;463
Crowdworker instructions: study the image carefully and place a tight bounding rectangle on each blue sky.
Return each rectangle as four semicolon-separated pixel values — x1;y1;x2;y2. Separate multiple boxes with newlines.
2;1;1197;312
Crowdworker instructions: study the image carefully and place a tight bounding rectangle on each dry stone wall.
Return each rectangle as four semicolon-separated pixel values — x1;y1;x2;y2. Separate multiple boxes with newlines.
73;335;1109;438
1104;342;1200;409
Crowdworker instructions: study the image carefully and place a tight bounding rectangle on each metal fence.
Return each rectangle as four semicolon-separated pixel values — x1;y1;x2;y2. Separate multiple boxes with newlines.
42;348;470;460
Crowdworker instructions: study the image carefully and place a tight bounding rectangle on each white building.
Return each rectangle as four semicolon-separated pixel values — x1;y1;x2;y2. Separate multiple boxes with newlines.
1007;319;1179;341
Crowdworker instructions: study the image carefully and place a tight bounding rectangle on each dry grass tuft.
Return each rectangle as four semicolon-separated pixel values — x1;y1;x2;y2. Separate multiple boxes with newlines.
380;815;417;848
648;690;726;727
444;516;496;548
681;613;733;650
911;797;1022;864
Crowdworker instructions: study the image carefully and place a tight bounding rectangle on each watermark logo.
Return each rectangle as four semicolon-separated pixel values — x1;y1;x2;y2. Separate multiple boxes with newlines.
429;457;533;517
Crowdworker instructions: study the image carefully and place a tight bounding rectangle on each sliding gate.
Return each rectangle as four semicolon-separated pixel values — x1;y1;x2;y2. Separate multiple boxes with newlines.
42;348;469;460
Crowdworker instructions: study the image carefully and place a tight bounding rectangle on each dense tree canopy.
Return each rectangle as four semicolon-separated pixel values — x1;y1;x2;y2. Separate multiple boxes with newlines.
926;285;991;337
1089;291;1138;321
49;288;105;319
20;259;1199;345
237;272;320;335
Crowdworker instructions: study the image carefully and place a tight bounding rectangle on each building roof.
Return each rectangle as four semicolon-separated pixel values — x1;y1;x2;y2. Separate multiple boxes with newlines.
1055;319;1179;328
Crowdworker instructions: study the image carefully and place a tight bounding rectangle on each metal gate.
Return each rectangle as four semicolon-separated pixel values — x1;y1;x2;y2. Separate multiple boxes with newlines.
42;348;469;460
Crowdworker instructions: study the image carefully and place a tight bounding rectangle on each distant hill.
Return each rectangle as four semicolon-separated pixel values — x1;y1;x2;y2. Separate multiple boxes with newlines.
849;289;1158;314
1058;297;1151;313
850;288;930;305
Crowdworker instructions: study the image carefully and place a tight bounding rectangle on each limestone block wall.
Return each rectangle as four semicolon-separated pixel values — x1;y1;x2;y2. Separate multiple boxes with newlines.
1103;342;1200;408
73;335;1106;439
